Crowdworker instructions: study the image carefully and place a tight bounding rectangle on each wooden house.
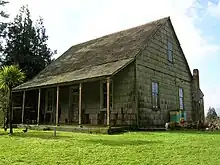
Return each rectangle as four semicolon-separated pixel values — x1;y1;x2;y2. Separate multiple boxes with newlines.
12;17;204;128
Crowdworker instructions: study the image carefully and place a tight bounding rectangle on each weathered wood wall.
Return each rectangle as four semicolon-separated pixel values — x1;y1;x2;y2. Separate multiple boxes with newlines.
113;62;137;126
56;64;137;126
136;21;193;127
83;81;100;125
59;86;70;123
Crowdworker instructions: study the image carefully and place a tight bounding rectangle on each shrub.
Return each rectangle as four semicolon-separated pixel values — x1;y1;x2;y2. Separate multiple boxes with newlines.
169;121;177;130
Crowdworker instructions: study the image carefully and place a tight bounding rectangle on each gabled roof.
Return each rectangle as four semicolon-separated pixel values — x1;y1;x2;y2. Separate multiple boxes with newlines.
13;17;169;91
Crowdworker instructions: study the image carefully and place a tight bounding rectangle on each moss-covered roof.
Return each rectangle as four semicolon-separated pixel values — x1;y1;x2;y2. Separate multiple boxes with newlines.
13;17;169;91
13;59;133;90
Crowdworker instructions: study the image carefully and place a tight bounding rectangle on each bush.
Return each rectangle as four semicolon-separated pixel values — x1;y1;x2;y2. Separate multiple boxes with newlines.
169;121;177;130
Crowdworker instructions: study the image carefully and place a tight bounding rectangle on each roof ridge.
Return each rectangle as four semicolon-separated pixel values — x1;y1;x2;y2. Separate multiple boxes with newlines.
134;17;169;58
55;16;170;58
71;16;170;49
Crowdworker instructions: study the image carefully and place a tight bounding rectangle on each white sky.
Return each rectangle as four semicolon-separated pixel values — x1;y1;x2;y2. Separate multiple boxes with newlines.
3;0;220;113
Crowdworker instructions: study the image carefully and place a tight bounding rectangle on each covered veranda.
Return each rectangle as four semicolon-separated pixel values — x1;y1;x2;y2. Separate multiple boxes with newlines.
12;77;112;127
12;59;133;129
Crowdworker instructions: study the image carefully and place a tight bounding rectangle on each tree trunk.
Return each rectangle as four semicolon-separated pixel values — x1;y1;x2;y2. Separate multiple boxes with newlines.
3;114;7;131
8;88;13;134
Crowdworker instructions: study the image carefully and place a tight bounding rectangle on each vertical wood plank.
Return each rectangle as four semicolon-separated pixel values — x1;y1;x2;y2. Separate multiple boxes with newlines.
79;83;82;125
56;86;59;126
107;77;110;126
37;89;41;125
21;91;26;124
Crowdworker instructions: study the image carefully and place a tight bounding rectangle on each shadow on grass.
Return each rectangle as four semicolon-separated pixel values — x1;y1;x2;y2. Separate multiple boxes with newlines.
0;132;8;136
83;139;162;146
5;131;72;140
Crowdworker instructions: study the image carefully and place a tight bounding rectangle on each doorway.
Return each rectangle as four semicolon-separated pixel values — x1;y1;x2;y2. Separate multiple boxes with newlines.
69;86;79;123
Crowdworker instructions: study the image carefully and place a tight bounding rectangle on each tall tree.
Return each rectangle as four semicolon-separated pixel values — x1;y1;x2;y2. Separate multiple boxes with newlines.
0;65;25;134
206;107;218;122
2;5;55;80
0;0;9;65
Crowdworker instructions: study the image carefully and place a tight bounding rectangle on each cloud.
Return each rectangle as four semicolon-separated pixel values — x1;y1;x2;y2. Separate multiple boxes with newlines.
207;0;220;17
6;0;218;61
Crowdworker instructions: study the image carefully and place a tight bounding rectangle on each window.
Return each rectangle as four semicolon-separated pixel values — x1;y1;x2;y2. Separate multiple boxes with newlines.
179;88;184;110
152;82;159;109
101;82;112;109
167;41;173;62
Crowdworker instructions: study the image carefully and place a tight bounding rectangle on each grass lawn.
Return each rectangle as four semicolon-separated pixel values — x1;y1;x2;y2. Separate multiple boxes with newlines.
0;129;220;165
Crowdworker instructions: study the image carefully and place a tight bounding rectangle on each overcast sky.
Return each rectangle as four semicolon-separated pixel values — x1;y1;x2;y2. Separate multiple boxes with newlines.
3;0;220;113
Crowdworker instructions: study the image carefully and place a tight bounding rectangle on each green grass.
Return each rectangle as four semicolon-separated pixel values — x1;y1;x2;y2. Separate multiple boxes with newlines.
0;130;220;165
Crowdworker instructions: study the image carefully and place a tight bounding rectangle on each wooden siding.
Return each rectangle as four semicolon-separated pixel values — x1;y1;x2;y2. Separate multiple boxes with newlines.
83;81;100;125
136;22;193;127
113;62;137;126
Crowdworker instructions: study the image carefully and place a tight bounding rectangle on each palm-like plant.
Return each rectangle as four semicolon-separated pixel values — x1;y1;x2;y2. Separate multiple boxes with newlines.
0;65;25;134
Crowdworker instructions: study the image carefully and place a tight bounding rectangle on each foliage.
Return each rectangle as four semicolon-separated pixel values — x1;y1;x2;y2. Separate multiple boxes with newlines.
1;130;220;164
0;87;8;126
0;65;25;133
2;5;56;80
206;107;218;122
0;65;25;89
0;0;9;18
168;121;176;130
0;0;9;64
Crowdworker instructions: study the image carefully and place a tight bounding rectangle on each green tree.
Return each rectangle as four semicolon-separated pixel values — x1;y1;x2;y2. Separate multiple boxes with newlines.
0;0;9;65
0;87;8;129
0;65;25;134
206;107;218;122
2;5;55;79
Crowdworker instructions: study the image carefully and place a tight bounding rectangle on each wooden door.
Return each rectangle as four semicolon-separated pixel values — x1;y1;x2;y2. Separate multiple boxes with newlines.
45;89;54;124
69;86;79;123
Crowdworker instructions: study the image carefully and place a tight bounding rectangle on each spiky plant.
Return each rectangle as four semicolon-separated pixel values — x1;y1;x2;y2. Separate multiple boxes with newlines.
0;65;25;134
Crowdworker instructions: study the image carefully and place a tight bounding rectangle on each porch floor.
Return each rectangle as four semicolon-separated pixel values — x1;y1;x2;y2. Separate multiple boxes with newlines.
16;124;129;134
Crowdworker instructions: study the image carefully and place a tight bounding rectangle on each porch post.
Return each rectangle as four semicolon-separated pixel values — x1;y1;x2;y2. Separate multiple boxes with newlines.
56;86;60;126
21;91;26;124
107;77;110;126
37;89;41;125
79;83;82;125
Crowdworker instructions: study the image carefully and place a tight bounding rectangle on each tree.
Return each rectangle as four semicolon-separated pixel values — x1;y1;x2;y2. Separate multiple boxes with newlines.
206;107;218;122
2;5;55;80
0;0;8;18
0;87;8;129
0;65;25;134
0;0;9;65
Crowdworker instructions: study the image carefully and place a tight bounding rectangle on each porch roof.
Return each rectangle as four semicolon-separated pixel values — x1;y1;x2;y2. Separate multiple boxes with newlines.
13;58;133;91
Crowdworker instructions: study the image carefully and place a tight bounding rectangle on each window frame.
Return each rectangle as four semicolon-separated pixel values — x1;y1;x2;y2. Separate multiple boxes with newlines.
151;81;160;110
100;80;113;110
178;87;184;110
167;40;173;62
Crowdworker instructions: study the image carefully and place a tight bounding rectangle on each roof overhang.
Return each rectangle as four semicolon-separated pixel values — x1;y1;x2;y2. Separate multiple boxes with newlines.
12;58;134;92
